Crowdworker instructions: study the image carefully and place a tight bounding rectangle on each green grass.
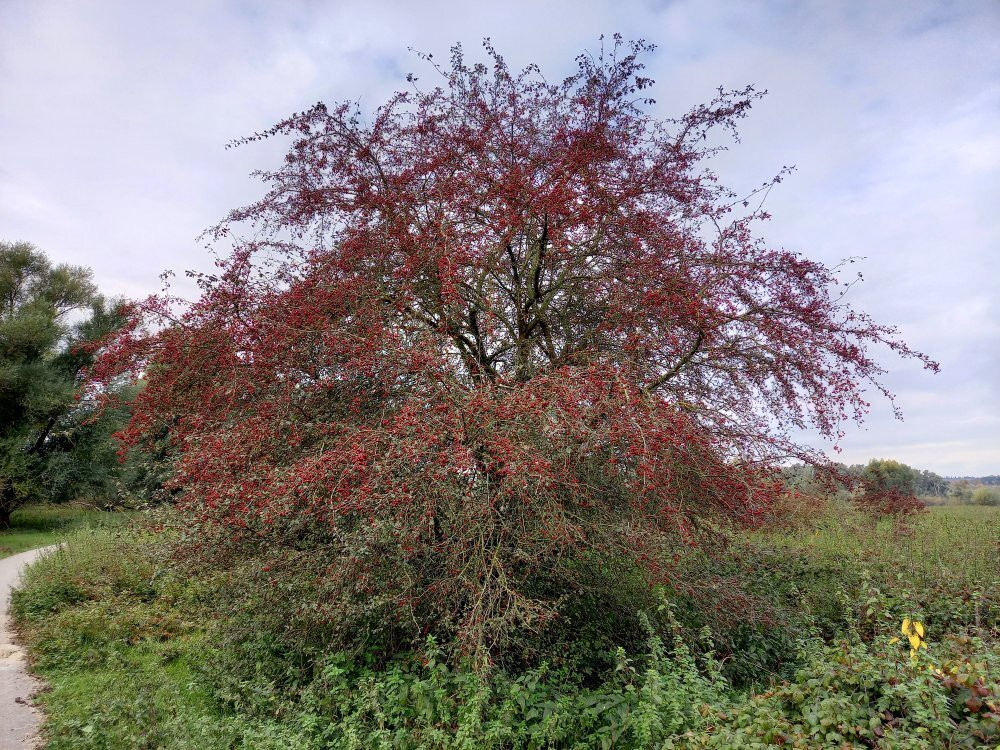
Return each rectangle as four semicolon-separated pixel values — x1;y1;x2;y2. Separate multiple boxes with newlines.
0;503;131;558
11;528;310;749
761;504;1000;592
28;640;242;749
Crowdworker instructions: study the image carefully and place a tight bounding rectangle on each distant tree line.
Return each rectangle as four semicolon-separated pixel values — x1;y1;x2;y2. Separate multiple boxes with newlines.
949;475;1000;486
781;459;999;506
947;479;1000;506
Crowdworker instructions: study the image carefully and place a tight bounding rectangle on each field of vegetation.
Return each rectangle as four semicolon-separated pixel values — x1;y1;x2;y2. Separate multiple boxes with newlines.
0;504;129;559
12;503;999;749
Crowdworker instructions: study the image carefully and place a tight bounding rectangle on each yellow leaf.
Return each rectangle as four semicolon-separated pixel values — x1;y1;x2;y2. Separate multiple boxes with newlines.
902;618;911;635
908;634;921;649
920;641;928;650
914;621;925;637
889;637;900;644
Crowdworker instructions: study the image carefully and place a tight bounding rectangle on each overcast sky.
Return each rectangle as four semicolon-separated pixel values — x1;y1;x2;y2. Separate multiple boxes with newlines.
1;0;997;475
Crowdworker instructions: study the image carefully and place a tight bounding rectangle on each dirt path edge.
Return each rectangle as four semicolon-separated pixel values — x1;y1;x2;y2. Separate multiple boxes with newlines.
1;546;60;750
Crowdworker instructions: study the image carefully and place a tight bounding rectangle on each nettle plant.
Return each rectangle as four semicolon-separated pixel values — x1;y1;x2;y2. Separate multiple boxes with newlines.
93;38;934;662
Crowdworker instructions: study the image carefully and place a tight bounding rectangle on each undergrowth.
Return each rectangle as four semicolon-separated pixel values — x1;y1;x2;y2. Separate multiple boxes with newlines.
11;506;1000;749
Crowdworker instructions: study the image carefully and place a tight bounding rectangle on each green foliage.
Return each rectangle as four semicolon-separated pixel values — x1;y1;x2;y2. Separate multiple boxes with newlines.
751;506;1000;647
944;480;1000;507
14;526;728;750
862;458;918;495
971;485;1000;506
36;396;130;506
681;636;998;749
914;468;950;498
950;479;974;504
0;241;129;523
12;506;1000;748
779;460;951;501
280;622;723;750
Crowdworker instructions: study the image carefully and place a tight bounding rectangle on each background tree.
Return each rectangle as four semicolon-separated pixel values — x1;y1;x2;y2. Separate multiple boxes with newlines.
915;468;949;497
971;486;1000;506
862;458;918;495
950;479;974;504
94;38;936;663
855;458;924;515
0;241;123;527
36;366;136;507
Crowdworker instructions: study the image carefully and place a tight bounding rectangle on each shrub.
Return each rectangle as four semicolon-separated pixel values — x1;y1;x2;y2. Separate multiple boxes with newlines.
972;486;1000;506
855;486;925;517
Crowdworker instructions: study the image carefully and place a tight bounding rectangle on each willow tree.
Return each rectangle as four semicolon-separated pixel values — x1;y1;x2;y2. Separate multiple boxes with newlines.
0;241;120;527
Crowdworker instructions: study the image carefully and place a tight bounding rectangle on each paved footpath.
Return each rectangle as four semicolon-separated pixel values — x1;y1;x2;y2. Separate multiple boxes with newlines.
0;546;58;750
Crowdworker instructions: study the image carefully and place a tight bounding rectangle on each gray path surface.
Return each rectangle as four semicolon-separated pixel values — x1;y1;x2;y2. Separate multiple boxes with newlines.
1;546;57;750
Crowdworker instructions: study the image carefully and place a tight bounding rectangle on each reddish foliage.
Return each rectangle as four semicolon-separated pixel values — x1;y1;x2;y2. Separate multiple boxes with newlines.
91;38;935;659
855;486;926;517
764;490;832;532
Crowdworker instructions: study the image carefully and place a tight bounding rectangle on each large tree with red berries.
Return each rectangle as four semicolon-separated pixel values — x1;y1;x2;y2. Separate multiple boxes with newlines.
95;38;934;661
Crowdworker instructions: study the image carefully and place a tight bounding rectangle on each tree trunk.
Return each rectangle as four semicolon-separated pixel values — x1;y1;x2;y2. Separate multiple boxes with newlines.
0;481;16;531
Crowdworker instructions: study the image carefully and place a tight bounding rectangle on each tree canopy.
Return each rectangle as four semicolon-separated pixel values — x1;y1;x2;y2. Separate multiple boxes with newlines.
0;241;124;526
94;38;936;662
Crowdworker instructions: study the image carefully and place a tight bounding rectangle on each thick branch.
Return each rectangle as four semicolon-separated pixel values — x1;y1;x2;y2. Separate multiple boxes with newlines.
645;330;704;393
27;416;58;456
